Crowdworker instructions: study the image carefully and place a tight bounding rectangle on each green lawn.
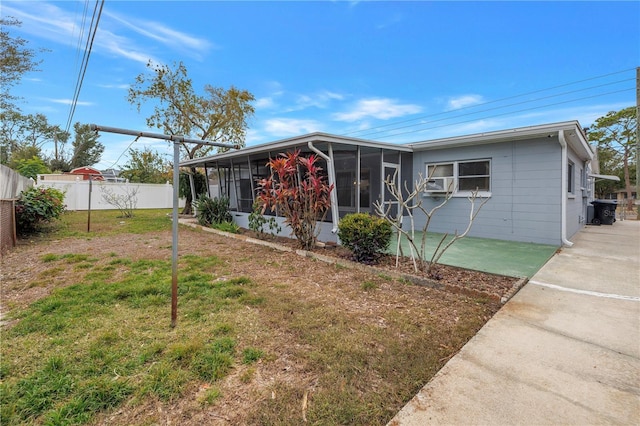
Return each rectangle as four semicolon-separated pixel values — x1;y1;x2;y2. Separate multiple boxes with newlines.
1;209;501;425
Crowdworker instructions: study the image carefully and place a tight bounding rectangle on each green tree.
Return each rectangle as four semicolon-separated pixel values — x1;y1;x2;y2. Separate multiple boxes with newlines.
0;111;67;165
69;122;104;168
120;147;169;183
593;145;621;198
128;60;255;213
179;170;207;207
588;107;637;210
0;17;46;110
15;156;50;179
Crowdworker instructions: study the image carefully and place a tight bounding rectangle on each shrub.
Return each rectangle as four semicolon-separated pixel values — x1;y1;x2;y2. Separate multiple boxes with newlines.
212;221;239;234
256;150;333;250
248;201;281;239
338;213;392;264
15;187;66;234
193;195;232;227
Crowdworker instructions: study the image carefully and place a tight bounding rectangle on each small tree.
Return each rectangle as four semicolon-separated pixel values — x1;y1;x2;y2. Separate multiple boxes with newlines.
374;169;488;276
256;150;333;250
120;147;169;183
100;184;139;218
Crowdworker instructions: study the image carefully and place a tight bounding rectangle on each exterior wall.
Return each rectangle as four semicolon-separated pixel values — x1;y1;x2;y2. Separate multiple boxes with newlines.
565;147;589;239
231;211;338;244
411;137;563;246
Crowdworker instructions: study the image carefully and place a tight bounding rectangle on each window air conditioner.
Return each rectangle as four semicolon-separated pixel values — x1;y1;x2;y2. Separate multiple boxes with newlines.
425;177;454;193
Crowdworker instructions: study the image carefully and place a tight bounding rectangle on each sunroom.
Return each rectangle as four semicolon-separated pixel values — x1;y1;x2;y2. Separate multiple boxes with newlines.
180;133;413;243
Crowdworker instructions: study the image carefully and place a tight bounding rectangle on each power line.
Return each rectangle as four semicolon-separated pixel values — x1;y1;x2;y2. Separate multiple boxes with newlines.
353;78;634;139
64;0;104;135
342;67;637;139
103;136;140;170
374;87;634;140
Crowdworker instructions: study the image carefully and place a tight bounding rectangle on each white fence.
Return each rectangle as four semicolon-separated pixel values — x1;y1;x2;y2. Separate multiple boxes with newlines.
36;177;185;211
1;164;34;199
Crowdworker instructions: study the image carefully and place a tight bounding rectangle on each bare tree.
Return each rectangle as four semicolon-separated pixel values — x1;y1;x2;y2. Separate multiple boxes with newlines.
100;184;139;218
374;169;488;276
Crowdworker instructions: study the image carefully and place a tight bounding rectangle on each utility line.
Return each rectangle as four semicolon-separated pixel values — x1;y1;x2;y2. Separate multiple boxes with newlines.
354;78;634;139
72;0;90;78
343;67;637;138
103;136;141;170
64;0;104;135
374;87;634;140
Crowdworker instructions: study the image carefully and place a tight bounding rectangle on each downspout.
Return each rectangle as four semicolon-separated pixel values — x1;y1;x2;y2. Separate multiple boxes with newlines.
558;130;574;247
308;141;339;233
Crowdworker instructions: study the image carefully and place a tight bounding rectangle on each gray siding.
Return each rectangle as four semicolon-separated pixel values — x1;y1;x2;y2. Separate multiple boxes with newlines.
566;148;588;239
411;137;563;245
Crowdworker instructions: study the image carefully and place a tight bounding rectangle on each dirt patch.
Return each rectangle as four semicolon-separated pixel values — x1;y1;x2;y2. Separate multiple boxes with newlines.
212;224;523;303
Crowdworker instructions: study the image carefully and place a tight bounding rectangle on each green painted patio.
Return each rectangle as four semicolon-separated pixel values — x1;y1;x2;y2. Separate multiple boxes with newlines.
388;233;559;278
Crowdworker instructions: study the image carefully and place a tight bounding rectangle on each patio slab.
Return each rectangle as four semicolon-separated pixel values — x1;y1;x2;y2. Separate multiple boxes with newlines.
389;232;558;278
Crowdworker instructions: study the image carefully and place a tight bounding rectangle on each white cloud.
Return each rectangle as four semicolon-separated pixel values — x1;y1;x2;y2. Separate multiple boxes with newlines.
295;90;345;110
2;2;210;65
46;98;94;106
255;97;276;109
97;83;130;90
333;98;422;122
264;118;322;136
103;10;214;60
446;94;484;110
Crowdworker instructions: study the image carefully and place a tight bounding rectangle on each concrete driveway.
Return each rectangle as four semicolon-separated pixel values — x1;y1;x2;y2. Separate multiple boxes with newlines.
389;221;640;425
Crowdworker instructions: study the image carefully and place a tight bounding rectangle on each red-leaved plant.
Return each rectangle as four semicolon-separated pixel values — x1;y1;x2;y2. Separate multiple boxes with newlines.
256;150;334;250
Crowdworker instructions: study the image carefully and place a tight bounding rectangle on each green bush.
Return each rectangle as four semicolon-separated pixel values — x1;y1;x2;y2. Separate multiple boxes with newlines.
212;221;240;234
248;201;281;239
338;213;392;264
15;187;66;234
193;195;232;227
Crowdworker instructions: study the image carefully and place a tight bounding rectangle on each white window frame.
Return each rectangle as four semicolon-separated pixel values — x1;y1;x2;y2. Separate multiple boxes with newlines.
425;159;491;197
567;160;575;198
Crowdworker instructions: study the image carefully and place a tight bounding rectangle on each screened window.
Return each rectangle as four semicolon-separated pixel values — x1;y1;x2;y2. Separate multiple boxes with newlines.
458;160;490;191
425;159;491;194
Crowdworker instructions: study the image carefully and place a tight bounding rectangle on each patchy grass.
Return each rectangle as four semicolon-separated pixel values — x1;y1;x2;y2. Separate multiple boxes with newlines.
55;208;173;238
1;211;501;425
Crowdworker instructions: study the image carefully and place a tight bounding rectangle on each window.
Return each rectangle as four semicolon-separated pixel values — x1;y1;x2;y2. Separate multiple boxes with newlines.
567;161;575;194
459;160;490;191
425;160;490;194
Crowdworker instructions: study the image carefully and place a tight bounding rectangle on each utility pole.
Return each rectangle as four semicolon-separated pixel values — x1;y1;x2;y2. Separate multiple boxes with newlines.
90;124;238;328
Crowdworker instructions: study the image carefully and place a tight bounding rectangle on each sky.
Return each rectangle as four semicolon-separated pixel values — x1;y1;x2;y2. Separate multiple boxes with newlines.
3;0;639;171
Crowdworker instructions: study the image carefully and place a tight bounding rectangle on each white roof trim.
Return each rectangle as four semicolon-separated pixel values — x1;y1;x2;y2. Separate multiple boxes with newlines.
180;132;411;167
589;173;621;182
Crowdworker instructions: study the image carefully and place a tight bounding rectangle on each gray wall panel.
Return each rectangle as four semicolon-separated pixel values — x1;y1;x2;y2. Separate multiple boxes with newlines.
411;137;564;245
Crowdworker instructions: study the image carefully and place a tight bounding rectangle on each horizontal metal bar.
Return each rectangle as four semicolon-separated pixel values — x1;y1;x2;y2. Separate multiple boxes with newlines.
90;124;239;149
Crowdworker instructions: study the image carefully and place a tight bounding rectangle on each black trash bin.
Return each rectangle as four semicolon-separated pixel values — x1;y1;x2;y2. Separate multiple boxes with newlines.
590;200;617;225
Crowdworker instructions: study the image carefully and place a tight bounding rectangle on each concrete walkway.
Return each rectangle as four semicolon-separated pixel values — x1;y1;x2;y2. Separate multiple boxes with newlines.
389;221;640;425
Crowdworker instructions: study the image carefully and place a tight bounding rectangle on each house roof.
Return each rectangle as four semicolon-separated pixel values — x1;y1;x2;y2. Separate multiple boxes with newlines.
180;121;594;167
180;132;412;167
408;120;594;160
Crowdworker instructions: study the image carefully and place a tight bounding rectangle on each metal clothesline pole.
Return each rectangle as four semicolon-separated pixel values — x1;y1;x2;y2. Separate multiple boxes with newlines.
90;124;238;328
